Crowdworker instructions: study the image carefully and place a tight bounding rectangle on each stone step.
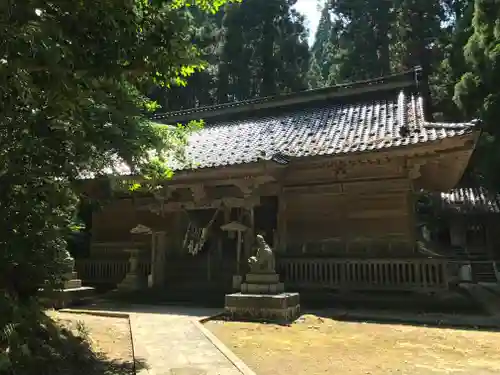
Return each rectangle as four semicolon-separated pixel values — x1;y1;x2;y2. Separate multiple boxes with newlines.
39;286;96;309
475;273;498;283
63;279;82;289
245;273;280;284
471;263;497;283
63;272;78;280
240;282;284;294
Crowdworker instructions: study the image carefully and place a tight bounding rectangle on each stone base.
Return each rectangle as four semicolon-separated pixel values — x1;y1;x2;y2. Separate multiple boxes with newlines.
240;282;284;294
232;275;243;291
64;272;78;280
245;273;280;284
63;279;82;289
225;292;300;322
39;286;95;309
118;273;144;291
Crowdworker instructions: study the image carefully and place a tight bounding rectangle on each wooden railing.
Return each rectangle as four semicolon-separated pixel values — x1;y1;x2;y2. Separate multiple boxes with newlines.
76;257;450;291
276;258;449;291
75;259;151;284
90;241;150;257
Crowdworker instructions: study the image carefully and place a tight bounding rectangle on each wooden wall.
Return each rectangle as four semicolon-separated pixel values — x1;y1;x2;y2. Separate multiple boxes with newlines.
89;157;421;259
91;198;182;257
281;178;415;257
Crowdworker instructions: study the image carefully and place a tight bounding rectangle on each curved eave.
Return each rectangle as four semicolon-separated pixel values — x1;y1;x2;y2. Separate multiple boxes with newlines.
413;129;480;192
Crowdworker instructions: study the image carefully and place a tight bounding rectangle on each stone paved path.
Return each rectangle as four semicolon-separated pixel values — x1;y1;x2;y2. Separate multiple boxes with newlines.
81;305;243;375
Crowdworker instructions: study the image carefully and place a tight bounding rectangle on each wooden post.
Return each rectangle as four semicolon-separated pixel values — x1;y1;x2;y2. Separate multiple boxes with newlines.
277;192;287;253
207;244;211;282
248;207;255;259
151;231;167;287
236;231;242;274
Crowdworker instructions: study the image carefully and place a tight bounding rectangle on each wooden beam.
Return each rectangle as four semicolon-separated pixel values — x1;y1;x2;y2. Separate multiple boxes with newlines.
289;133;477;171
282;178;411;196
145;196;261;212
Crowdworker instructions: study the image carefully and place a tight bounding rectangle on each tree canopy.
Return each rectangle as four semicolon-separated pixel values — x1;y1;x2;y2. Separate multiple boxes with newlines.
2;0;500;369
454;0;500;190
0;0;231;370
303;0;500;191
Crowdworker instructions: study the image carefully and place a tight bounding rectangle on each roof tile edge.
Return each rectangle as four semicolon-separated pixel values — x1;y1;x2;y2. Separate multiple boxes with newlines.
152;67;423;124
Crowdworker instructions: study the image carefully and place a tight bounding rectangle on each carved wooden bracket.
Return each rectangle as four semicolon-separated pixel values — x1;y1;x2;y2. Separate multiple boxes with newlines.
233;175;275;197
190;184;206;202
146;204;162;215
233;180;253;197
334;162;347;180
153;186;176;202
406;159;426;179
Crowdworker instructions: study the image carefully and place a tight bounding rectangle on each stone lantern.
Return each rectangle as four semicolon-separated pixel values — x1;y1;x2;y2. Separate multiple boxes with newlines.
221;221;248;290
117;224;151;291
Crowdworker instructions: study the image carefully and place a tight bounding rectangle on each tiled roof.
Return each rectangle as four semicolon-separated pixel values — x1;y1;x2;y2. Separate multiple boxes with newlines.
167;90;475;170
122;68;475;174
153;69;421;123
439;187;500;214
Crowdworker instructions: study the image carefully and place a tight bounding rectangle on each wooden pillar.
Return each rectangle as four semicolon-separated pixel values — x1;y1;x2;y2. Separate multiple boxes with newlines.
243;206;255;260
236;231;242;274
406;188;417;253
217;233;223;260
151;231;167;287
277;190;287;253
484;220;496;258
249;206;255;253
207;242;212;282
450;219;466;247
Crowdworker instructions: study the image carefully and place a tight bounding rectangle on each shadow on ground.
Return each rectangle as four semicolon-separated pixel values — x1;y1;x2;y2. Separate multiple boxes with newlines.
3;310;149;375
310;308;500;332
74;300;221;319
71;284;500;332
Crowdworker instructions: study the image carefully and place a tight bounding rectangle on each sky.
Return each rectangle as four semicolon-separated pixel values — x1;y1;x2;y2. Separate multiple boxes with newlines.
293;0;322;46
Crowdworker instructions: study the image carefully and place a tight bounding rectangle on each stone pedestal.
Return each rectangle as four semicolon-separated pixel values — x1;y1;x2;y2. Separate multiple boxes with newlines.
240;273;285;294
225;292;300;322
118;249;145;291
225;272;300;322
62;271;82;289
232;275;243;291
459;264;473;282
224;234;300;322
39;266;95;309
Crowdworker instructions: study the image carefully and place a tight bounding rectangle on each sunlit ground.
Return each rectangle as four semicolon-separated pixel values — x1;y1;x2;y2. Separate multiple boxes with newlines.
206;314;500;375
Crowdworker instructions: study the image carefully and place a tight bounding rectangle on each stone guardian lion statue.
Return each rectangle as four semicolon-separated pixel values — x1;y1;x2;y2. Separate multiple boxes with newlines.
248;234;276;273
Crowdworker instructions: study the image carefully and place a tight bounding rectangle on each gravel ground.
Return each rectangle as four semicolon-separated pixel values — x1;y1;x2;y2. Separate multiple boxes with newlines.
206;313;500;375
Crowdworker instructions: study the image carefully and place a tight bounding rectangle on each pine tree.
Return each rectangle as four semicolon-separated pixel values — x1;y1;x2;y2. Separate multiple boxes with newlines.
218;0;310;100
150;9;224;110
308;2;334;88
454;0;500;191
327;0;393;83
430;0;474;121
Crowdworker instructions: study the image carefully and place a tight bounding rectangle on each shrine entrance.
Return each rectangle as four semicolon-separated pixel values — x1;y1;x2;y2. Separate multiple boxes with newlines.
254;195;278;247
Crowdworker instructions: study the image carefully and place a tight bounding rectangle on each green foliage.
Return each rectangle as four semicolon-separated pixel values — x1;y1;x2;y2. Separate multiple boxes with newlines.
326;0;393;84
0;293;138;374
0;0;228;300
217;0;310;99
308;2;336;88
1;0;227;367
454;0;500;191
152;0;310;108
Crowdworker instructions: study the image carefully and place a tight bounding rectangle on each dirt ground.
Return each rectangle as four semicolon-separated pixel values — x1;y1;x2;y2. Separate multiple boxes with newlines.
50;312;135;375
206;314;500;375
